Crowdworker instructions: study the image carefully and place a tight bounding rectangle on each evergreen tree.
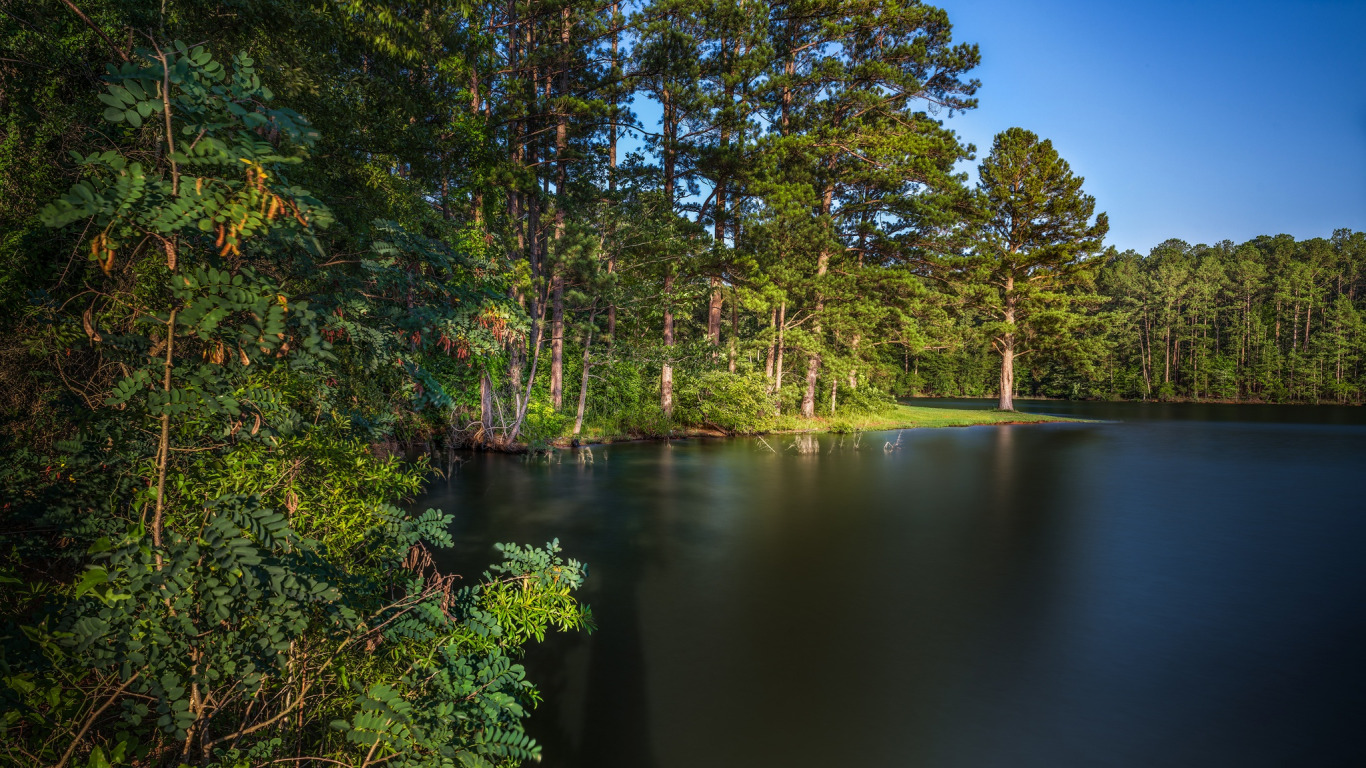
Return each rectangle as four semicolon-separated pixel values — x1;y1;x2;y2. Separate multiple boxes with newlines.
950;127;1108;410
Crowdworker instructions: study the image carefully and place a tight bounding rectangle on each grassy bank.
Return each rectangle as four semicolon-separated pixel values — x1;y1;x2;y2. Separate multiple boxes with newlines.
805;403;1073;431
555;403;1073;446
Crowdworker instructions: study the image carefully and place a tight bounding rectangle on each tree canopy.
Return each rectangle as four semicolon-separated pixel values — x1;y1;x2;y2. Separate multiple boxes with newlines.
2;0;1365;765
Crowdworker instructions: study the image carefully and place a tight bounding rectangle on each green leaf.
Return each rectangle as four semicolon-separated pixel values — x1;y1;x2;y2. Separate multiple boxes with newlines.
104;107;126;123
125;109;142;128
73;567;109;599
84;745;109;768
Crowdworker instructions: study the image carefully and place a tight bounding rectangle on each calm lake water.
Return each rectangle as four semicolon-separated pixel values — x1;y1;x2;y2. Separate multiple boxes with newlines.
414;400;1366;767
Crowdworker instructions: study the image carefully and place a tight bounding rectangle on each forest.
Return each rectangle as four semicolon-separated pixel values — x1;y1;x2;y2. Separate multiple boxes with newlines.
1;0;1363;766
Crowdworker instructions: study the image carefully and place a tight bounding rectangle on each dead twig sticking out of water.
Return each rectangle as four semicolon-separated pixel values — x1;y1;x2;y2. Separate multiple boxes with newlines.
883;430;905;453
756;436;777;454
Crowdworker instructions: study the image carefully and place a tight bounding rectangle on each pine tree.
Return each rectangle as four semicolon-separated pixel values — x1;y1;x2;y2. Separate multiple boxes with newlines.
957;127;1108;410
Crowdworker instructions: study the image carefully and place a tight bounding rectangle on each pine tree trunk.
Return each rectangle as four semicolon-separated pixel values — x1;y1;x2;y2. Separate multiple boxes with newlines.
708;276;723;348
728;296;738;373
661;86;676;416
774;301;786;402
572;308;596;436
999;283;1016;411
550;11;569;410
550;270;564;409
801;183;834;418
998;339;1015;411
606;2;620;345
764;305;777;380
801;353;820;418
662;270;674;415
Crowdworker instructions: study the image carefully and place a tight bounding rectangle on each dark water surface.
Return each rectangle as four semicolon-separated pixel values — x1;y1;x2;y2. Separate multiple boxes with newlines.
414;401;1366;767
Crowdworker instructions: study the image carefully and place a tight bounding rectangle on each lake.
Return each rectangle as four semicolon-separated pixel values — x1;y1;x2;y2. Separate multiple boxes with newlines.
414;400;1366;767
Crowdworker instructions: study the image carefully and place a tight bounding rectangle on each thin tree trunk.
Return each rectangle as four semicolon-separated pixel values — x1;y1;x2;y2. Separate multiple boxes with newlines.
708;276;724;348
801;183;834;418
550;270;564;409
662;271;674;415
774;301;786;401
153;307;177;547
550;8;570;410
606;7;620;344
999;276;1016;411
573;307;598;435
998;340;1015;411
764;305;777;380
660;84;677;416
848;333;860;389
728;294;738;373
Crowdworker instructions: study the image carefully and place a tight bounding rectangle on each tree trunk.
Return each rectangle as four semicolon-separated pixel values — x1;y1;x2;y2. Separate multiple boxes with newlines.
572;307;597;435
848;333;860;389
728;295;738;373
707;120;727;348
550;10;569;410
801;354;820;418
998;340;1015;411
708;276;723;347
660;83;677;417
479;373;494;443
801;183;834;418
662;270;674;415
764;305;777;380
774;301;786;401
999;280;1016;411
550;269;564;409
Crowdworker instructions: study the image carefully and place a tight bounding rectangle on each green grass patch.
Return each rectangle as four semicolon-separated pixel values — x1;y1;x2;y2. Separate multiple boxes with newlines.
785;403;1075;433
559;404;1076;446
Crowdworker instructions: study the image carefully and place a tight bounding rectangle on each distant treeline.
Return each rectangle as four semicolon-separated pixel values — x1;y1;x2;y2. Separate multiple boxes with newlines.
911;231;1366;404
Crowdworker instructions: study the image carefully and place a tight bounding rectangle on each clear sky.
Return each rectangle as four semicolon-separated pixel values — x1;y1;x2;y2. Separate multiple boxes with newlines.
937;0;1366;253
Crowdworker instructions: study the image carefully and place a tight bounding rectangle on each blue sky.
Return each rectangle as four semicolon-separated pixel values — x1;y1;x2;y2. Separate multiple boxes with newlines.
929;0;1366;253
627;0;1366;254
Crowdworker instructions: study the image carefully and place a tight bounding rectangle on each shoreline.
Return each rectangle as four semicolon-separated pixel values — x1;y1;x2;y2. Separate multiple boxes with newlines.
902;395;1364;406
545;403;1079;449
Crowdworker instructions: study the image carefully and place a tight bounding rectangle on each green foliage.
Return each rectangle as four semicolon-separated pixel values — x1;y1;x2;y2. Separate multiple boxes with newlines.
932;127;1109;409
1;35;587;768
674;370;776;434
914;233;1366;404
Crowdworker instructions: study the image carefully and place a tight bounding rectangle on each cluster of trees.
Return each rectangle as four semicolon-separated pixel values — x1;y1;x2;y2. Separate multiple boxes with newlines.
915;232;1366;404
1;2;597;766
1;0;1360;763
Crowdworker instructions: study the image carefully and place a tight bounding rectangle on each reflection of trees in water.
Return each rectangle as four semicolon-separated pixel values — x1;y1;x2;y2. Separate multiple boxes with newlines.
526;445;668;768
429;427;1103;766
573;557;655;767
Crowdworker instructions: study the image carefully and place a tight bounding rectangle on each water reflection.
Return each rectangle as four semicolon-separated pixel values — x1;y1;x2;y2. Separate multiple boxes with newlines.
418;405;1366;767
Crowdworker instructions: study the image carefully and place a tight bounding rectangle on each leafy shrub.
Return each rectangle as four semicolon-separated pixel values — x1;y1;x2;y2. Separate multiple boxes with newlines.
520;398;571;443
832;382;896;417
674;370;776;434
